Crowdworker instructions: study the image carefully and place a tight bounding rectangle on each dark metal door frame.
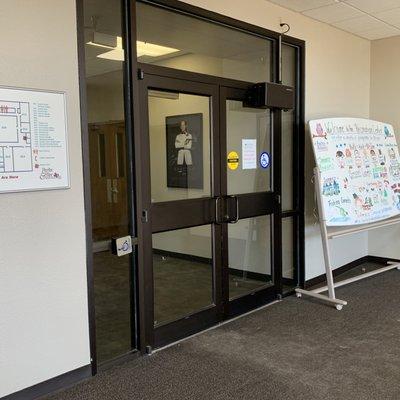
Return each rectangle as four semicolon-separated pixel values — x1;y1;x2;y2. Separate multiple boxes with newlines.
219;86;282;317
77;0;305;369
137;63;284;348
138;71;223;348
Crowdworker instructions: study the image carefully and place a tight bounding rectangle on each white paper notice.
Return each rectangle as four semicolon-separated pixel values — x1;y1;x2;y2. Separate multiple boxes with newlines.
0;86;69;193
242;139;257;170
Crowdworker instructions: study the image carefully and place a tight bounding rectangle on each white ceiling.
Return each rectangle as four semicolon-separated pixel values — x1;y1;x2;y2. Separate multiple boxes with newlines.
268;0;400;39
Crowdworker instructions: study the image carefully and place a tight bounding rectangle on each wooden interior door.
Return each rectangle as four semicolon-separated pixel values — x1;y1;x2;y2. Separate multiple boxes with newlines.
110;122;128;238
89;122;128;242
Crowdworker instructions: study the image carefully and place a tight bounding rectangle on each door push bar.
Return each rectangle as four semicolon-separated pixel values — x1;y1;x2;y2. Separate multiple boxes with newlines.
229;195;239;224
215;196;223;224
214;196;239;224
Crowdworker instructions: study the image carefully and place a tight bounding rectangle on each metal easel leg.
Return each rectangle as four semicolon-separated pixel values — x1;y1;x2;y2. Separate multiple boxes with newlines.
295;167;347;310
312;262;400;295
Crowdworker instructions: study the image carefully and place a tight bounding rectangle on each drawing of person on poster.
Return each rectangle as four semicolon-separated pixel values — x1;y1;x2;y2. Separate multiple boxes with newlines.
175;120;193;166
166;113;203;189
336;150;345;169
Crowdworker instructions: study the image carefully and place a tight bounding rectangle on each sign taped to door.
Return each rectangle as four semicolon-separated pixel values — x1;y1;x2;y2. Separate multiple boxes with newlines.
260;152;270;169
309;117;400;226
227;151;239;170
0;86;69;193
242;139;257;169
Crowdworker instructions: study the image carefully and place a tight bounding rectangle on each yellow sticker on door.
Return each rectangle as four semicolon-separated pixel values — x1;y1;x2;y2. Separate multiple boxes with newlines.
227;151;239;170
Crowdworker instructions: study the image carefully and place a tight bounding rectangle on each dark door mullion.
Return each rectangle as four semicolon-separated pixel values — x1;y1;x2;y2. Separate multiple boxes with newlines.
219;86;229;312
211;83;223;318
272;108;283;295
138;74;156;348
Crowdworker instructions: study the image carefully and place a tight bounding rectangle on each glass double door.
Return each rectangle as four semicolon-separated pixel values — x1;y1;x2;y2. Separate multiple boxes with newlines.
139;71;281;348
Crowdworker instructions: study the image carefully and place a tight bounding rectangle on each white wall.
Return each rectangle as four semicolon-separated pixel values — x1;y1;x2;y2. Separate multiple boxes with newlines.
369;36;400;259
182;0;371;279
0;1;91;397
0;0;377;396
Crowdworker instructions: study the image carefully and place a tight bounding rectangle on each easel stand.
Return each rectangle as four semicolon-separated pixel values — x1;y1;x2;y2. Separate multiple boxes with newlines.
295;167;400;310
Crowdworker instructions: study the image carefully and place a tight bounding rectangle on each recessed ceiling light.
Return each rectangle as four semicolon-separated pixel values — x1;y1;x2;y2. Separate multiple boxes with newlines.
97;48;125;61
86;31;118;49
136;41;179;58
91;33;180;61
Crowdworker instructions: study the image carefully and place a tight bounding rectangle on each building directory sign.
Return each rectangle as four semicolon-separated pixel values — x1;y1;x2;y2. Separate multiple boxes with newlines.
310;118;400;226
0;86;69;193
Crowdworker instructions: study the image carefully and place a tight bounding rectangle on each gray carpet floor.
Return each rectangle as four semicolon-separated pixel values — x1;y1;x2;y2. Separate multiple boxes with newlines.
94;251;272;363
46;266;400;400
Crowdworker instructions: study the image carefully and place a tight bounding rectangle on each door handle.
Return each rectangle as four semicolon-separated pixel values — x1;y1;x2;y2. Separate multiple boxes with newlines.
106;179;113;203
229;195;239;224
215;196;222;224
112;179;118;203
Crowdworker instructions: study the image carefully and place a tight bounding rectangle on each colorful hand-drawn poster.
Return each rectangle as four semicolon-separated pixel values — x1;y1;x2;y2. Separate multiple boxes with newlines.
309;118;400;226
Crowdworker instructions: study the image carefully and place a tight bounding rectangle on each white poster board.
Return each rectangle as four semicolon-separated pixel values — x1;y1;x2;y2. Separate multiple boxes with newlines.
0;86;69;193
309;118;400;226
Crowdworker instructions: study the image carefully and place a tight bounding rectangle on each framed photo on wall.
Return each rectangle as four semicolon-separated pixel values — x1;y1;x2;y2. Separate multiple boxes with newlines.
166;113;203;189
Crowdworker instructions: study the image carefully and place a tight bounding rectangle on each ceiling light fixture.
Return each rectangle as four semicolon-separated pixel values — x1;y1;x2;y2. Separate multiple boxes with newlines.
136;41;179;58
87;31;118;49
89;33;180;61
96;36;124;61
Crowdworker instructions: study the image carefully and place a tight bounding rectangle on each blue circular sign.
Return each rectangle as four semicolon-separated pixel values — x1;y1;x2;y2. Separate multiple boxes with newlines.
260;152;270;169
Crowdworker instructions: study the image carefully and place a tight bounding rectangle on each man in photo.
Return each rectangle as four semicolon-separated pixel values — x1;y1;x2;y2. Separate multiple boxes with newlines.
175;120;193;166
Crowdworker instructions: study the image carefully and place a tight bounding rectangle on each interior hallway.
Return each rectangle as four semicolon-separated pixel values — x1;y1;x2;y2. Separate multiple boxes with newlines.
45;264;400;400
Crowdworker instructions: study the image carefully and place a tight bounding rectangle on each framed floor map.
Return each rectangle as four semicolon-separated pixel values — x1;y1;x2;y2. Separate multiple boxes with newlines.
309;118;400;226
0;86;69;193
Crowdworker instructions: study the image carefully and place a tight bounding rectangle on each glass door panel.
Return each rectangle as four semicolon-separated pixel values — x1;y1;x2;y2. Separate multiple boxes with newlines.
282;217;295;288
228;215;273;300
281;43;297;212
153;224;214;326
221;86;280;312
147;88;215;327
282;110;294;211
136;2;273;83
148;91;211;202
84;0;133;364
226;100;272;195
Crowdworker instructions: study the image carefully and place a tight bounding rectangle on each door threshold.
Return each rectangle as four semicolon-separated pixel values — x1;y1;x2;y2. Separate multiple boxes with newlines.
98;349;141;371
152;299;281;354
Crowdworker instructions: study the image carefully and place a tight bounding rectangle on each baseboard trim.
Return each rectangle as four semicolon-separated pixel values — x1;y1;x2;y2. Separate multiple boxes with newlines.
366;255;400;265
153;248;211;265
153;249;274;282
282;277;295;286
98;349;141;372
304;255;399;288
1;364;92;400
228;267;271;282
